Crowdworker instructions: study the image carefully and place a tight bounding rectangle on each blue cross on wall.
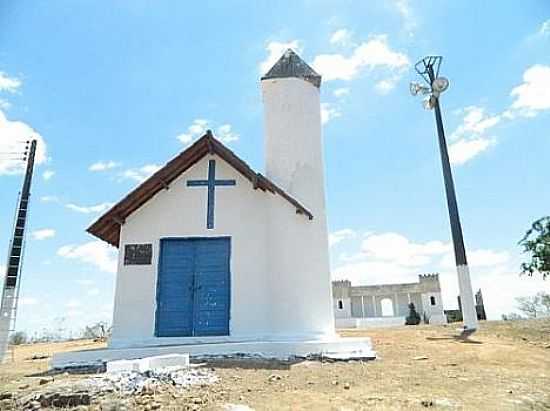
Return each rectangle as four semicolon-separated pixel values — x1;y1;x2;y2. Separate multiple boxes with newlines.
187;159;236;229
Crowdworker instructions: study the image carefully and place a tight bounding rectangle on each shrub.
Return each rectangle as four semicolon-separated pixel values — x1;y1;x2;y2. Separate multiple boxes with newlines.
405;303;421;325
9;331;27;345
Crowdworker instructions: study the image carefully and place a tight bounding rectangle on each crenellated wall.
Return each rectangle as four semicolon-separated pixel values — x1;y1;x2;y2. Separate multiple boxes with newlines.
332;274;447;327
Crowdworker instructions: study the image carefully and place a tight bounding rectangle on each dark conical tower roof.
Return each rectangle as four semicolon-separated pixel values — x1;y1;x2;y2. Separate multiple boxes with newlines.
261;49;322;88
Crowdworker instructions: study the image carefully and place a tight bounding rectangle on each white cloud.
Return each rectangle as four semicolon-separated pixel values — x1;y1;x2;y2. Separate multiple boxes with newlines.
66;309;84;318
329;229;357;247
538;19;550;37
0;99;11;110
42;170;55;181
321;103;342;125
66;202;113;214
375;76;401;94
0;72;21;93
217;124;239;143
40;195;59;203
450;106;501;141
312;35;409;82
360;232;451;267
57;241;117;273
89;161;120;172
76;279;94;286
333;259;412;285
177;119;239;146
333;88;350;98
259;40;302;74
447;106;500;165
330;29;352;46
66;299;81;309
0;110;47;175
31;228;56;240
177;119;208;145
393;0;417;34
510;65;550;117
20;297;39;306
87;288;100;297
448;137;496;166
444;66;549;166
119;164;161;183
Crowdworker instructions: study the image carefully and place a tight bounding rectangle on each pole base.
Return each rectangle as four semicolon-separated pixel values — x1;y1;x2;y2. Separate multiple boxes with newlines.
457;326;477;339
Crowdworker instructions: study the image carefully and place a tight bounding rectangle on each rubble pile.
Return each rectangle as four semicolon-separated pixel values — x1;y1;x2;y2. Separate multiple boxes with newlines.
14;366;218;409
78;366;218;396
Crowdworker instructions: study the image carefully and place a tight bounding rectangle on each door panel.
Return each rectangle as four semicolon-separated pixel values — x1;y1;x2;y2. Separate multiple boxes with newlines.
155;238;230;337
155;240;194;337
193;238;230;336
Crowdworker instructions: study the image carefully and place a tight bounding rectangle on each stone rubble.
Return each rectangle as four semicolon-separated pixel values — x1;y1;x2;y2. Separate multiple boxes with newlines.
17;366;217;409
77;366;218;396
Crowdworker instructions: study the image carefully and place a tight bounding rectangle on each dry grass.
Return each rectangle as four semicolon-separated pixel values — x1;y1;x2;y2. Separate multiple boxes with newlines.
1;319;549;410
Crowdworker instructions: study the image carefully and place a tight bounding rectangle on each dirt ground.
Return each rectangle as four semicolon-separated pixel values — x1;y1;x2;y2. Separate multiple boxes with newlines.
1;319;549;410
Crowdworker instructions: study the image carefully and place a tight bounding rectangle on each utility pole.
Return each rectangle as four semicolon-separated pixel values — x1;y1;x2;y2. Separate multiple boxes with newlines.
0;140;37;362
410;56;478;335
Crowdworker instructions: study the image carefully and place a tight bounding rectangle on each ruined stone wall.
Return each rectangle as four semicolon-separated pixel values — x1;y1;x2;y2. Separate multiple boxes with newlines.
332;274;447;325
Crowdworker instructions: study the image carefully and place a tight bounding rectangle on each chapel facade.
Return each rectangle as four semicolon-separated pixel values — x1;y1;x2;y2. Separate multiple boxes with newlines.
87;50;340;350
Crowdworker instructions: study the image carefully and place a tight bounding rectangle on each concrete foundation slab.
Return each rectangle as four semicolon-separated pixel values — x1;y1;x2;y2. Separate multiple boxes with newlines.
52;338;375;369
142;353;190;370
106;353;190;373
106;359;141;373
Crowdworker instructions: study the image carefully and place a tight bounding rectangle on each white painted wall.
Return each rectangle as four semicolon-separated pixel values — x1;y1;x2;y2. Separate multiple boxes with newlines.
333;297;351;319
335;317;406;329
262;77;335;339
111;155;272;348
110;151;335;348
457;264;478;329
421;291;447;325
333;290;447;326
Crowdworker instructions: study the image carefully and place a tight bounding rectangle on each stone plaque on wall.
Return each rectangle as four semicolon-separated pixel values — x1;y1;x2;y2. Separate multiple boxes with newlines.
124;243;152;265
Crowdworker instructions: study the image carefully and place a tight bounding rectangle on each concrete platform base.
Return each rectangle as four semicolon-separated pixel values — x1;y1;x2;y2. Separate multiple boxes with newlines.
51;337;376;368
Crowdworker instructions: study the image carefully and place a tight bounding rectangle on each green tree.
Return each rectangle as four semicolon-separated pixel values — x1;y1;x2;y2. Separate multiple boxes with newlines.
519;216;550;279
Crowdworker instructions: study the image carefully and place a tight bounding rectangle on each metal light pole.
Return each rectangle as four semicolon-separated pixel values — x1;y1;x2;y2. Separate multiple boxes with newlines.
410;56;478;335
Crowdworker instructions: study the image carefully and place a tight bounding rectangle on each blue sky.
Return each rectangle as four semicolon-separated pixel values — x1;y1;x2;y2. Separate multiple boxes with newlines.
1;1;549;336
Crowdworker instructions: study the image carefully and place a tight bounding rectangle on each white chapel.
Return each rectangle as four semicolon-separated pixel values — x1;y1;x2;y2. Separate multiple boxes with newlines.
54;50;374;365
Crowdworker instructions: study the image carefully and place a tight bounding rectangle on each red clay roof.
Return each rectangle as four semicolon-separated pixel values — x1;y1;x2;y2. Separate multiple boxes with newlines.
87;131;313;247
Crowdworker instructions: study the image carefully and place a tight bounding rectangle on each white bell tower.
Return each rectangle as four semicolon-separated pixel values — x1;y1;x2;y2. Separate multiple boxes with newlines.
261;49;335;339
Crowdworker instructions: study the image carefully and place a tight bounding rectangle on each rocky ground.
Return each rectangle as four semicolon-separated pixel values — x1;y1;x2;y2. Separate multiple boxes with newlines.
1;319;549;410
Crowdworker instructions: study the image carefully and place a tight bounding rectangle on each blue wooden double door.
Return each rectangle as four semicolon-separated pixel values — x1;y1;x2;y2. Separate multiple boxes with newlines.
155;238;231;337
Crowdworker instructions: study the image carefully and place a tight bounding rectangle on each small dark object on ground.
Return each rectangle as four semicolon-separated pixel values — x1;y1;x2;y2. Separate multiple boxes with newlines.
457;327;477;339
405;303;421;325
27;354;49;361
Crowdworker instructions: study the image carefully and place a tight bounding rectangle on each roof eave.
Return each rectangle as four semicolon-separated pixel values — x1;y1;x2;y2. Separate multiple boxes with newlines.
87;132;314;247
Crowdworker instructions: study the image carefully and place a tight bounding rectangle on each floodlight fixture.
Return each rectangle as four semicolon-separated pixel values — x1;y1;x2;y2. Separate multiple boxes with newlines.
422;95;436;110
410;82;431;97
432;77;450;94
